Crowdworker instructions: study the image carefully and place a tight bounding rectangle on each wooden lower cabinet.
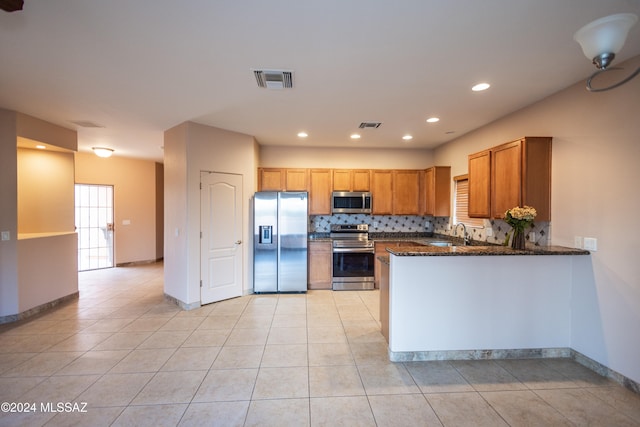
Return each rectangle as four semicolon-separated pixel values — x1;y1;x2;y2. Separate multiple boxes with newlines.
379;259;390;343
374;241;418;288
308;240;332;289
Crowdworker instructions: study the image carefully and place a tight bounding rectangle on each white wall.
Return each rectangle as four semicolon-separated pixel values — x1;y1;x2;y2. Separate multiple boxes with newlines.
259;146;433;169
75;152;161;265
433;55;640;384
164;122;259;306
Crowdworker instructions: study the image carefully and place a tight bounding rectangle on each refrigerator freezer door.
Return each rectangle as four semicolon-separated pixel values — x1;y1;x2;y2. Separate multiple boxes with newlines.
254;192;278;292
277;192;308;292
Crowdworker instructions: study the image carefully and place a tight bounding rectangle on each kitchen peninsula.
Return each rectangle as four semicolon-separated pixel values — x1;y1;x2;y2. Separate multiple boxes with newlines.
381;244;590;362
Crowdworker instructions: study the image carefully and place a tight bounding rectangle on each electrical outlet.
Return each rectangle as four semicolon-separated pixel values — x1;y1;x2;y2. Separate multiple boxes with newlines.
485;227;493;237
583;237;598;251
529;231;536;242
574;236;582;249
1;231;9;241
373;221;379;228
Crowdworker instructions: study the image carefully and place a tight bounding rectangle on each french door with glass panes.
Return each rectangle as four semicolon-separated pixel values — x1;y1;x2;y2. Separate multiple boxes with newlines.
75;184;114;271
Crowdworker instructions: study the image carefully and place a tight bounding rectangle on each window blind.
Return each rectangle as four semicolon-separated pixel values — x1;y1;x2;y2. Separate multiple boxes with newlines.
454;176;485;228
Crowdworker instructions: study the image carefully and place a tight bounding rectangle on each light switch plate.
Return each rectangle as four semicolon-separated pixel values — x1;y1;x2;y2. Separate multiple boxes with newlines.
485;227;493;237
574;236;582;249
583;237;598;251
1;231;9;241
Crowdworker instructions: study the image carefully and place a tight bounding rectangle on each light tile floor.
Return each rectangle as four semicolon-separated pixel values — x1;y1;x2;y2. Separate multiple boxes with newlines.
1;262;639;426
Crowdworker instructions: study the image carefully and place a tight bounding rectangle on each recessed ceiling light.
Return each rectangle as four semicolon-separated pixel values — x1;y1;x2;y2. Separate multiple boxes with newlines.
402;135;413;140
297;132;308;138
36;145;46;149
350;134;361;140
472;82;491;91
426;117;440;123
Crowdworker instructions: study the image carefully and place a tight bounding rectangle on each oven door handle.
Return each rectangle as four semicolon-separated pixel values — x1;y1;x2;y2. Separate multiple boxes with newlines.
332;247;375;254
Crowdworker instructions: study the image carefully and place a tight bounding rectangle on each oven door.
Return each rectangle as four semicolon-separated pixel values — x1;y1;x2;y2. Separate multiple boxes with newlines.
332;247;375;290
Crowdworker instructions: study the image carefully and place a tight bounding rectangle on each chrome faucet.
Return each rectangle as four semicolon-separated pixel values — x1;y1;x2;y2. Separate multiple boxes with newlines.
454;223;470;246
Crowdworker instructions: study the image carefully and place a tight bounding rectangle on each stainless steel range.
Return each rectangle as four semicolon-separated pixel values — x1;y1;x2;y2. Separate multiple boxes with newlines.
330;224;375;290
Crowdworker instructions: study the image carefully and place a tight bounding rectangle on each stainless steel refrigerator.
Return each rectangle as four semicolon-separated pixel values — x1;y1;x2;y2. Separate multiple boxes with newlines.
254;191;308;293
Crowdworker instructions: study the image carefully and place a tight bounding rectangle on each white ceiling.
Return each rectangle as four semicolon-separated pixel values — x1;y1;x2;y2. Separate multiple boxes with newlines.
1;1;639;163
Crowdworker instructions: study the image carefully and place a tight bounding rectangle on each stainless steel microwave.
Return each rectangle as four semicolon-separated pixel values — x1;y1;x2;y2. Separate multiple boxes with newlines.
331;192;372;214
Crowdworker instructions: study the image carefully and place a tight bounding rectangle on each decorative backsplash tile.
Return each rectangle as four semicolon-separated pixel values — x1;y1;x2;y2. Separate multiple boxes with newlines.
431;217;550;247
309;214;432;233
310;214;550;247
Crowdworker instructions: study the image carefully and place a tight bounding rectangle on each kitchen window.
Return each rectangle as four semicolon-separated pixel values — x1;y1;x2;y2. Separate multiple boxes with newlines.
453;175;484;228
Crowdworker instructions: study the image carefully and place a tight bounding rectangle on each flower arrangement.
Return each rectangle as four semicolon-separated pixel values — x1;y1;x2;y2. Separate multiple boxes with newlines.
504;205;536;249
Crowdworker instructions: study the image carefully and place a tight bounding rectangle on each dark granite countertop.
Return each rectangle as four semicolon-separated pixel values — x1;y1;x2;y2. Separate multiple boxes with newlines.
387;245;590;256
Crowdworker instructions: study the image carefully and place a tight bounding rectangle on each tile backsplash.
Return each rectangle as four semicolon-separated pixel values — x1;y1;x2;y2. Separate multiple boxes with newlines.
309;214;431;233
310;214;550;246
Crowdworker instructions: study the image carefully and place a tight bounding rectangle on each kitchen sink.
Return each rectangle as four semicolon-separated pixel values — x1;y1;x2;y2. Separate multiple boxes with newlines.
428;241;453;247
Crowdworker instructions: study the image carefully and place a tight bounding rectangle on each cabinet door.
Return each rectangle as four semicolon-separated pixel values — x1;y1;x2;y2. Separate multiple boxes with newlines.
491;140;522;219
309;169;332;215
285;169;308;191
374;242;396;289
424;168;435;215
522;137;552;221
352;170;371;191
258;168;285;191
332;170;352;191
371;170;393;214
392;170;421;215
468;150;491;218
308;241;332;289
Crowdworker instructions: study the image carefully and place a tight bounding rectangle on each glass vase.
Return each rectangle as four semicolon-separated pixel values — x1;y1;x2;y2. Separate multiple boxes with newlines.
511;228;526;250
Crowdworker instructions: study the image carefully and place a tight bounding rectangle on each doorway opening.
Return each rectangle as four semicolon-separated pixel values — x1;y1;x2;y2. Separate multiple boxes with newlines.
75;184;114;271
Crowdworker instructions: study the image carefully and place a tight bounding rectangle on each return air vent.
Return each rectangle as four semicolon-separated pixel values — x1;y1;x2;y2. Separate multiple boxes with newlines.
358;122;382;129
253;70;293;89
70;120;105;128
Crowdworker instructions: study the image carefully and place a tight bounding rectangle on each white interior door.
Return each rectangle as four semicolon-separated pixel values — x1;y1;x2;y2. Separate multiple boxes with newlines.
200;172;243;304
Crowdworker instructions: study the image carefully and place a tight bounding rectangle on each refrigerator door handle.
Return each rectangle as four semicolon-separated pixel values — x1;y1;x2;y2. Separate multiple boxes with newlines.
235;240;242;245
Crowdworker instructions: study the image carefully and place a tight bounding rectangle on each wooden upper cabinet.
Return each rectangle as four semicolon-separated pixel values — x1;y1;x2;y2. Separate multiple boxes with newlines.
332;169;370;191
424;166;451;217
258;168;307;191
258;168;285;191
491;141;522;219
468;150;492;218
285;169;308;191
352;170;371;191
332;170;352;191
371;170;393;214
491;137;551;221
392;170;422;215
309;169;332;215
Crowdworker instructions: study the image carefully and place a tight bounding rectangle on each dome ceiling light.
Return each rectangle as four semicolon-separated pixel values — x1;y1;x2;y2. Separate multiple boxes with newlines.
92;147;114;158
574;13;639;92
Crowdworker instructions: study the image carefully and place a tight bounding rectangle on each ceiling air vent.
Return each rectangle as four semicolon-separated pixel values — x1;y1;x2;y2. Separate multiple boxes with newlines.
70;120;105;128
358;122;382;129
253;70;293;89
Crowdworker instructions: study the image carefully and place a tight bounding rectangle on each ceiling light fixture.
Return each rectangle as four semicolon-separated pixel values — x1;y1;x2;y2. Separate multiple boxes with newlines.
426;117;440;123
402;135;413;141
36;145;46;149
472;83;491;92
297;132;308;138
574;13;639;92
92;147;114;158
350;134;361;140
